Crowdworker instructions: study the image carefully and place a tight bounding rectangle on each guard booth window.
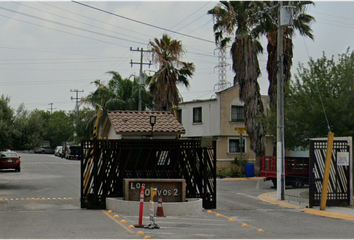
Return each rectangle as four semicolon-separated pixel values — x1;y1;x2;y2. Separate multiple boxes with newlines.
193;107;202;123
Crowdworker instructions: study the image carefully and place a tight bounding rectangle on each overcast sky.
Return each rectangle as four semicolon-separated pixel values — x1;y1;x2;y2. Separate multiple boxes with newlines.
0;1;352;113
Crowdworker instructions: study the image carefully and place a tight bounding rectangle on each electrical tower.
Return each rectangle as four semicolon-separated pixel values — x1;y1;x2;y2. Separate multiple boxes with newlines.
130;47;152;111
214;46;231;91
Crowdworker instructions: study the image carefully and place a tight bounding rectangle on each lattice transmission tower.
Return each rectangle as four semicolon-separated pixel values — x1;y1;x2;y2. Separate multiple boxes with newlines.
214;46;231;91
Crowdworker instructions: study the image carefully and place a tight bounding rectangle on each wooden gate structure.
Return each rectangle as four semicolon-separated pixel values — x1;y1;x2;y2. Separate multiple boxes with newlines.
80;139;216;209
309;137;353;207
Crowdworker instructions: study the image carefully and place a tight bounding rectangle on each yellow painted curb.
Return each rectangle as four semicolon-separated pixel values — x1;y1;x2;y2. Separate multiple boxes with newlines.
258;192;354;221
302;208;354;221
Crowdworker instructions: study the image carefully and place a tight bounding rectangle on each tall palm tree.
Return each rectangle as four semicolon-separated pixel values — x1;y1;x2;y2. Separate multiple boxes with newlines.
82;71;153;111
256;1;315;107
147;34;195;111
208;1;267;159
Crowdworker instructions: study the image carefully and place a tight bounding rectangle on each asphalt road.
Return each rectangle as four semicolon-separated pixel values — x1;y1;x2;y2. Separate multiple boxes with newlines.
1;153;354;239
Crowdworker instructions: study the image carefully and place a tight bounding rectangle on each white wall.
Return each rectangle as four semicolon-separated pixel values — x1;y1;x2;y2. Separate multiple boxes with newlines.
107;126;122;139
179;99;220;138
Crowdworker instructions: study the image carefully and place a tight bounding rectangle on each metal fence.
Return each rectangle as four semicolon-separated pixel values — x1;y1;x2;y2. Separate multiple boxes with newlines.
80;139;216;209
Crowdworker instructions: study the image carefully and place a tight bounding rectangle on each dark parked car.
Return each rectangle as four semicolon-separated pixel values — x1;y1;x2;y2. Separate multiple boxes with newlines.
63;145;81;160
34;146;55;154
0;150;21;172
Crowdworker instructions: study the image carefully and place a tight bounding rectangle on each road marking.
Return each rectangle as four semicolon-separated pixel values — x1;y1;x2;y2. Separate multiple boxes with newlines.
206;210;264;233
0;197;74;201
103;211;134;234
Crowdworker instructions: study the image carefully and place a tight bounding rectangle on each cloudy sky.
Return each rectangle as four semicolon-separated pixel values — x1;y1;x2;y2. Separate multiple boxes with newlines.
0;1;352;112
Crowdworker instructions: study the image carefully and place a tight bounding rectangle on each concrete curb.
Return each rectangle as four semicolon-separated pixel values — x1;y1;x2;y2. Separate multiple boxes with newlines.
221;177;265;181
258;192;354;221
106;198;203;216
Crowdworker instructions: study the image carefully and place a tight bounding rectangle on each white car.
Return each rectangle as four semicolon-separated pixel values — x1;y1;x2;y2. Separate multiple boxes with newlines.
54;146;63;157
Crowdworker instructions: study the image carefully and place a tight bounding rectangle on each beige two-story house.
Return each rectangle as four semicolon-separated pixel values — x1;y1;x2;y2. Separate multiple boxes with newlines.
178;85;273;168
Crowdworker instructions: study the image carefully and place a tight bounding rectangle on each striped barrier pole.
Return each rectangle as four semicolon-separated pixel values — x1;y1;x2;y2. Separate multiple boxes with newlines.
135;186;145;228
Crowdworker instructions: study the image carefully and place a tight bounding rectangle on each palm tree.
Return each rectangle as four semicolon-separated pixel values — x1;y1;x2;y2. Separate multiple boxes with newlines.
81;72;154;138
257;1;315;107
82;71;153;111
147;34;195;111
208;1;266;159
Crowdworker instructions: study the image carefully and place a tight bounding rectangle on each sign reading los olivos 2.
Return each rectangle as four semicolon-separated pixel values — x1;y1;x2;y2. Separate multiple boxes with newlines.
123;179;186;202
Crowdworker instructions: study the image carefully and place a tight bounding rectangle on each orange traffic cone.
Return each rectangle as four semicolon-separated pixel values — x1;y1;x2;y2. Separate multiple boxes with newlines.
156;196;165;217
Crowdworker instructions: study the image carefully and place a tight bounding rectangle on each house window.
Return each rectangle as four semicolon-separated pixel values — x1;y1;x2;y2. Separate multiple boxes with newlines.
177;109;182;123
231;106;244;122
193;107;202;123
229;138;245;153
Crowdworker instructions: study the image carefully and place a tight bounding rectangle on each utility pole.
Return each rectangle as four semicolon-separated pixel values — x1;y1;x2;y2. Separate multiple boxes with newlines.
48;103;56;114
71;89;84;142
276;1;285;200
277;2;293;201
71;89;84;121
130;47;152;111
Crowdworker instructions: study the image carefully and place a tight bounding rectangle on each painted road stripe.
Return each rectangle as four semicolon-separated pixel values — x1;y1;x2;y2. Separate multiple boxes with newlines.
258;192;354;221
0;197;74;201
207;210;264;232
103;211;134;234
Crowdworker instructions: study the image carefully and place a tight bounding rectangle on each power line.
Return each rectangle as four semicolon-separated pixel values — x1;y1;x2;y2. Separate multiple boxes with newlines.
168;1;212;31
12;1;147;44
72;1;215;44
0;6;146;45
40;1;153;39
0;13;131;48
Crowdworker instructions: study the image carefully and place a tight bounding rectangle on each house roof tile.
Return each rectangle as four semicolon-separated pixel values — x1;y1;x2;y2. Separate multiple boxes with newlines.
107;110;185;134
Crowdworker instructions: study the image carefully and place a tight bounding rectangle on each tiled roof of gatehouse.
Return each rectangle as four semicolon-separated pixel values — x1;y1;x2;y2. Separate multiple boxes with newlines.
107;110;185;134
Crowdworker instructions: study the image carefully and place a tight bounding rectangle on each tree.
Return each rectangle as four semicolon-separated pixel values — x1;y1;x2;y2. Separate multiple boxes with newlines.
283;49;354;150
12;105;46;150
257;1;315;107
75;107;96;141
147;34;195;111
82;71;153;111
208;1;266;160
47;110;74;147
0;95;14;150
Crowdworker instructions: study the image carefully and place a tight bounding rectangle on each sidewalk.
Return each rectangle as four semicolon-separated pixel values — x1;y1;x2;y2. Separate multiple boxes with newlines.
258;191;354;221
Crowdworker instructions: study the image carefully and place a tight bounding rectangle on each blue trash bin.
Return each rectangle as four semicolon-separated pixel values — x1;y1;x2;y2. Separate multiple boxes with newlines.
245;163;254;177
